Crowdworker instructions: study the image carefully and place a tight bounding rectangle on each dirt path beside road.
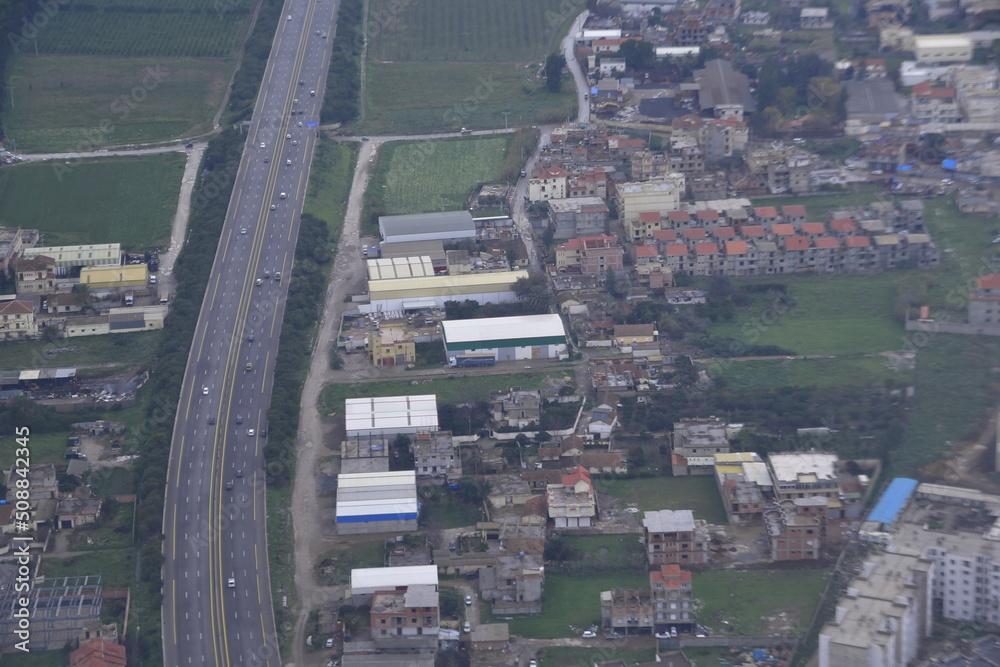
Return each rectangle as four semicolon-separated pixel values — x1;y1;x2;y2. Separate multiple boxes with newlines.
288;138;380;667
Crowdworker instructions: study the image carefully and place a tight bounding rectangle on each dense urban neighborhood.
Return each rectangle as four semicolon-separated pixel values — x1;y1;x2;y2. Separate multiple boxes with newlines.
2;0;1000;665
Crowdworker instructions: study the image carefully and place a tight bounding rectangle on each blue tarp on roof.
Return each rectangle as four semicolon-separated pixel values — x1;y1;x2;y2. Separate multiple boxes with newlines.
896;164;912;171
866;478;919;525
942;159;958;170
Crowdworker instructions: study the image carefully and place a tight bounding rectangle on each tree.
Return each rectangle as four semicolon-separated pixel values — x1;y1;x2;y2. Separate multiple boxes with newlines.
512;273;554;312
545;53;566;93
604;268;623;298
619;40;656;70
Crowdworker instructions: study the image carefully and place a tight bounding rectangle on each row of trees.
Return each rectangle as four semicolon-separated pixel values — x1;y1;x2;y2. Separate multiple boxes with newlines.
228;0;285;121
320;0;363;124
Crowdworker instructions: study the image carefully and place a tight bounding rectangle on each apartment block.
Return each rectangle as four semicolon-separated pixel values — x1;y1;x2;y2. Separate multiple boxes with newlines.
642;509;710;565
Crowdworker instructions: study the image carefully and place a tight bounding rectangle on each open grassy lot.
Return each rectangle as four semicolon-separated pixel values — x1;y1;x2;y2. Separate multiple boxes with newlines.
420;489;484;529
594;476;728;525
39;548;135;590
67;501;135;552
707;355;914;390
537;647;655;666
4;649;72;667
318;370;567;415
315;538;385;586
369;0;582;62
268;485;297;650
710;273;905;356
490;572;650;638
364;61;578;135
0;155;183;249
29;0;254;58
560;534;646;571
0;432;69;470
921;196;1000;307
4;56;231;150
372;136;513;215
304;139;359;238
693;569;827;636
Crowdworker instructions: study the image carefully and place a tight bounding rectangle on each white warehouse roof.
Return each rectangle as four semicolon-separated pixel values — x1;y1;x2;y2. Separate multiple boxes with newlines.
441;314;565;345
914;34;972;49
337;471;418;525
379;211;475;242
366;256;435;280
351;565;439;596
344;395;438;435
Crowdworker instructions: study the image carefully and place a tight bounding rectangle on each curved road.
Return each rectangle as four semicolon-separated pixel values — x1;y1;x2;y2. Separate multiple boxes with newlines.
161;0;341;665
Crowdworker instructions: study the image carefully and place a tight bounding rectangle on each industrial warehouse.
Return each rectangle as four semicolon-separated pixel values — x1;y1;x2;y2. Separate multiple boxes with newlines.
440;313;569;364
335;470;419;534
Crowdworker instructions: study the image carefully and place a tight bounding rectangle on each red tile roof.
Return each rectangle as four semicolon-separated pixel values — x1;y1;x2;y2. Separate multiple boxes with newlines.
785;236;810;251
562;466;592;487
665;244;689;256
754;206;779;218
830;218;856;233
535;166;568;179
0;300;34;316
845;236;871;247
682;228;707;240
667;210;692;223
650;563;692;588
741;225;766;237
782;205;807;217
712;226;736;239
694;242;719;255
813;237;840;249
635;245;658;257
725;240;748;255
638;211;661;223
652;229;677;241
71;638;127;667
978;274;1000;289
695;209;719;221
801;222;826;235
771;223;796;236
913;80;955;99
579;452;624;468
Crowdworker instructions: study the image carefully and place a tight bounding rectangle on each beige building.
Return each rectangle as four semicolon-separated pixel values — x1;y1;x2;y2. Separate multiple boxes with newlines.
913;34;972;64
619;175;687;241
527;166;569;202
23;243;121;270
63;305;166;337
0;299;38;339
362;269;529;314
369;326;415;367
79;263;147;288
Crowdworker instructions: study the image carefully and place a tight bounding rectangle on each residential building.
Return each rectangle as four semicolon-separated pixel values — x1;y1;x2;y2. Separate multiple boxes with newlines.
411;431;458;481
642;509;710;565
547;466;597;529
0;299;38;340
469;624;510;651
599;58;626;77
368;326;416;367
619;175;687;241
818;550;933;667
703;0;741;23
671;417;729;476
70;638;127;667
480;554;544;613
0;227;28;273
714;452;772;523
441;314;568;362
910;81;960;123
764;497;827;560
613;323;657;348
490;388;542;429
579;451;628;475
969;274;1000;325
601;588;654;635
799;7;832;28
55;498;103;529
554;234;624;276
547;197;610;240
650;564;695;632
528;166;569;202
769;452;841;502
370;584;439;640
15;255;57;294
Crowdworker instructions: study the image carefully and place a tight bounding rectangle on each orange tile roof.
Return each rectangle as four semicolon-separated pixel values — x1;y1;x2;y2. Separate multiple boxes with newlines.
0;300;34;316
638;211;661;223
782;205;807;217
665;244;689;256
754;206;778;218
741;225;766;237
694;242;719;255
562;466;592;487
830;218;856;233
785;236;810;251
652;229;677;241
845;236;871;247
725;240;748;255
682;228;707;240
667;210;691;223
801;222;826;235
695;209;720;221
712;226;736;238
771;223;796;236
635;245;658;257
813;237;840;249
978;274;1000;289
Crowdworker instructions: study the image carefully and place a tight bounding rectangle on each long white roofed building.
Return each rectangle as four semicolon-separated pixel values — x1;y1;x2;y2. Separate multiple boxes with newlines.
344;394;439;438
336;470;419;535
441;314;568;363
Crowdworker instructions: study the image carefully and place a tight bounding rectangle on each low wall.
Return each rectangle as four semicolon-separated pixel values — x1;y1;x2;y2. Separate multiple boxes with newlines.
905;319;1000;337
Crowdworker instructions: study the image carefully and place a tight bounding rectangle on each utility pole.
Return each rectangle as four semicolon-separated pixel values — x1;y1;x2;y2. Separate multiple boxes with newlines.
501;111;510;130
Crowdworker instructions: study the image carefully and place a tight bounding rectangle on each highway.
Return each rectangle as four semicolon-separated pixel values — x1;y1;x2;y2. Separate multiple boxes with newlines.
161;0;339;664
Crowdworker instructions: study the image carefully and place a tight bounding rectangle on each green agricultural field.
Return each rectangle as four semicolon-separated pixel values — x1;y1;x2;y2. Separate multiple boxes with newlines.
364;61;578;135
489;572;650;638
693;569;827;636
369;0;579;62
0;155;184;249
40;548;135;590
594;476;728;524
319;370;567;415
707;355;914;390
4;56;232;151
373;135;512;214
26;0;254;58
710;272;906;356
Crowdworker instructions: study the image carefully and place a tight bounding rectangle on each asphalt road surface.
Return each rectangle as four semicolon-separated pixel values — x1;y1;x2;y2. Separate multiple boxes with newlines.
161;1;340;665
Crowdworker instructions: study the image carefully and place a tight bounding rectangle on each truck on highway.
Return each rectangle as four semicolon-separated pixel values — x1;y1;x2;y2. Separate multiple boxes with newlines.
448;353;496;368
